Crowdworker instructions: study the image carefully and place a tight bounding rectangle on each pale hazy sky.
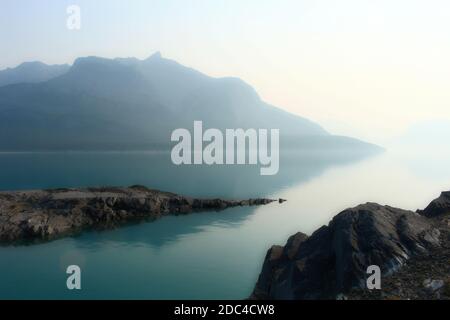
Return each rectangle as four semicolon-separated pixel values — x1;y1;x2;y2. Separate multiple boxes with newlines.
1;0;450;145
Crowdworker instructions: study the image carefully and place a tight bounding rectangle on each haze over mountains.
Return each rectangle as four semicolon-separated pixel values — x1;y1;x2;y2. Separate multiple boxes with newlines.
0;62;70;87
0;53;379;151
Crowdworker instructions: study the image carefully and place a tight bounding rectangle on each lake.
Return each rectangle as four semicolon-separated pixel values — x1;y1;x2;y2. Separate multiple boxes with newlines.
0;146;449;299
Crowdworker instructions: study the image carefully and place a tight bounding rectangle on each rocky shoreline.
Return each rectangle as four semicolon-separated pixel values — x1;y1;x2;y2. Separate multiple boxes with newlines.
251;191;450;300
0;185;276;244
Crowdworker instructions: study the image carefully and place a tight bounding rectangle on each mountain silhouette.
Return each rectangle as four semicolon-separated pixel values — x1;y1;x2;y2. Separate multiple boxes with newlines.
0;61;70;87
0;53;379;151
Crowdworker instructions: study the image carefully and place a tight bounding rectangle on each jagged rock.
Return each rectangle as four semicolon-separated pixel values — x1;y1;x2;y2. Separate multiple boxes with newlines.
418;191;450;217
0;186;275;244
251;198;448;300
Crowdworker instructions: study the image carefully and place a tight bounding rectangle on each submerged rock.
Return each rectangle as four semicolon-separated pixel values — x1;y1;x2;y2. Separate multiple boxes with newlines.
252;192;450;300
0;186;275;244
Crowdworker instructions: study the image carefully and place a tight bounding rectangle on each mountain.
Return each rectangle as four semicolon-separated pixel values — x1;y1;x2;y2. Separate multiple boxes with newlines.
0;52;380;151
0;61;70;87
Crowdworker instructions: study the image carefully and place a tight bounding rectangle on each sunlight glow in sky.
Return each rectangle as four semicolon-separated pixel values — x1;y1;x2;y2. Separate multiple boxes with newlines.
1;0;450;144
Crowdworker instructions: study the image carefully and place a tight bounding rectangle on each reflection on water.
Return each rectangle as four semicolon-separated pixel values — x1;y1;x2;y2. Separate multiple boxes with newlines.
0;150;373;198
0;147;448;299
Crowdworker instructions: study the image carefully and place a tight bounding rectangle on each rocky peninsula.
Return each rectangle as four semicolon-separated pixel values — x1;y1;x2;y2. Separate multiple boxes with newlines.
252;191;450;300
0;186;276;244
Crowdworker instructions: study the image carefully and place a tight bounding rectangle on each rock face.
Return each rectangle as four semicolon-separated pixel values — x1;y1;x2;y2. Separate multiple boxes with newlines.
418;191;450;217
252;195;450;300
0;186;275;244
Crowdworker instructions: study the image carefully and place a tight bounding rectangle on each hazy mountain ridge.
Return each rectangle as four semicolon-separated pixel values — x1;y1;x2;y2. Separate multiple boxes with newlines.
0;61;70;87
0;53;380;151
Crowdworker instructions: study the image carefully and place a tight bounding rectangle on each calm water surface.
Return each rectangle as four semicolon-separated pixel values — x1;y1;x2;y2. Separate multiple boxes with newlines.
0;147;449;299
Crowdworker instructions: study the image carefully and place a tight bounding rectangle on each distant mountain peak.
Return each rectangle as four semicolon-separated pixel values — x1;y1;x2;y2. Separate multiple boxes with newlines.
72;56;111;67
0;53;384;153
17;61;47;68
147;51;162;60
0;61;70;87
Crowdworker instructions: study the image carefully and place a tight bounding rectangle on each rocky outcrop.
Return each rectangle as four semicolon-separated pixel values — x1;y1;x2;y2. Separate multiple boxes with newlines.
0;186;276;244
418;191;450;217
252;193;450;300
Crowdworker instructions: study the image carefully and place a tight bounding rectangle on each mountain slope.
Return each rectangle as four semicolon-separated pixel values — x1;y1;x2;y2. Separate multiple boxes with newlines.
0;53;379;151
0;62;70;87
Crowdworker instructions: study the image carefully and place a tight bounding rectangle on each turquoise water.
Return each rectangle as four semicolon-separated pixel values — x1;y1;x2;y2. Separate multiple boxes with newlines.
0;148;449;299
